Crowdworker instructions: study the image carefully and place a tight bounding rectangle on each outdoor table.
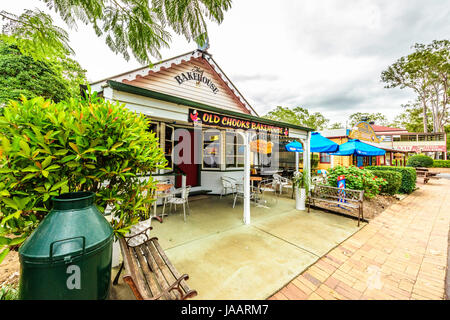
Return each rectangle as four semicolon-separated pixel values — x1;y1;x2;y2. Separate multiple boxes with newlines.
153;183;174;220
236;177;264;206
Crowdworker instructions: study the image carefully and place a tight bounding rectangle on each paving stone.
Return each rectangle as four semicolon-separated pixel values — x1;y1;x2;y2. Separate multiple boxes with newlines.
269;179;450;300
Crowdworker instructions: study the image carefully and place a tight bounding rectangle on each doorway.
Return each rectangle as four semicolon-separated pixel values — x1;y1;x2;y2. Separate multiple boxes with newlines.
175;129;200;188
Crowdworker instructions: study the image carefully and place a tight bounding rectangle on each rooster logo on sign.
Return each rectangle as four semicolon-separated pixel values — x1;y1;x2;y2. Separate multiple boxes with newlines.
190;109;200;122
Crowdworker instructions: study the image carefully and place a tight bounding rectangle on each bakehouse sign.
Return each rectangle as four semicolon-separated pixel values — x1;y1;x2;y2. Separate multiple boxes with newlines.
174;66;219;94
188;109;289;136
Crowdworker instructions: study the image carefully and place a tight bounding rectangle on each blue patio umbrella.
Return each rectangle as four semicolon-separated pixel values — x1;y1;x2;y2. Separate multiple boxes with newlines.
310;132;339;153
284;133;339;153
331;139;386;156
285;140;303;152
284;140;303;172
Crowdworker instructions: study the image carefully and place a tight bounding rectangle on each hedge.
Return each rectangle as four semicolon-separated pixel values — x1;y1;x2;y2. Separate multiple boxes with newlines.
433;160;450;168
406;154;434;168
367;169;402;195
365;166;416;194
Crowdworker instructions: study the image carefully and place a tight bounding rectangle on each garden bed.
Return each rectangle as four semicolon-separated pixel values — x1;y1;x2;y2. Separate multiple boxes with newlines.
0;250;19;286
312;194;399;221
362;194;399;220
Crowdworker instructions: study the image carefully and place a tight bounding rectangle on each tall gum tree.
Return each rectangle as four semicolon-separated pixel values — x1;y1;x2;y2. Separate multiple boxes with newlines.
381;40;450;133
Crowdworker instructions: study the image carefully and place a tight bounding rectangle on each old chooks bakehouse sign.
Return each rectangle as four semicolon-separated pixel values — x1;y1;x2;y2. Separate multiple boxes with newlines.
188;109;289;136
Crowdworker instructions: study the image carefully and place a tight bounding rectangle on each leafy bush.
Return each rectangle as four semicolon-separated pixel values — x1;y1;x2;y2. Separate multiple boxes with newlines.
326;165;387;198
406;154;434;168
0;284;19;300
365;169;402;195
433;160;450;168
0;94;167;263
365;166;416;194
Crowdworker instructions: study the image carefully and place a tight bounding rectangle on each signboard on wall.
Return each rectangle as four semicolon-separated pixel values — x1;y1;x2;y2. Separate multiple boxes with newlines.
394;145;446;152
174;66;219;94
349;122;382;143
188;108;289;136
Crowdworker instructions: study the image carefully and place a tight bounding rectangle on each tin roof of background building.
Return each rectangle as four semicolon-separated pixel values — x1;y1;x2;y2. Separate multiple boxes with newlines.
371;125;407;132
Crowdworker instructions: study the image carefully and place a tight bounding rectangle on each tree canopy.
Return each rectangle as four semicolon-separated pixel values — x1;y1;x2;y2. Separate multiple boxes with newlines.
1;0;233;64
263;106;329;130
0;40;86;104
348;112;389;127
381;40;450;133
391;101;433;132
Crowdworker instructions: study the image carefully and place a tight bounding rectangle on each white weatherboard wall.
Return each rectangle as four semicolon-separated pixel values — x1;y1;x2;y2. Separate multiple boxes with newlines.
104;87;189;122
201;170;245;195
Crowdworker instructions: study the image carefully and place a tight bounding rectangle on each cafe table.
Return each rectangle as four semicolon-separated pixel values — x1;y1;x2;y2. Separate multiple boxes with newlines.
152;183;174;220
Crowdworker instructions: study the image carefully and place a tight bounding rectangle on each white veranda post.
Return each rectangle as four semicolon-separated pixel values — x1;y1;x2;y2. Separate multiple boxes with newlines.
237;130;251;225
303;132;312;190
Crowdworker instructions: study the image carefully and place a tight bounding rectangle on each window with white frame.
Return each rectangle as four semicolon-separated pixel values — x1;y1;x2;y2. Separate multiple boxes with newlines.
202;130;221;169
163;124;174;171
225;131;245;168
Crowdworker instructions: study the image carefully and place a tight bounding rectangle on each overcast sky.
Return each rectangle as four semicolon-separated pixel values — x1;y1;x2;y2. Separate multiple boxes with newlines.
3;1;450;126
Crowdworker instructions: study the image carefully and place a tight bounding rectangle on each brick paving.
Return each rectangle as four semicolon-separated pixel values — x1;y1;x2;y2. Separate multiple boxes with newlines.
269;178;450;300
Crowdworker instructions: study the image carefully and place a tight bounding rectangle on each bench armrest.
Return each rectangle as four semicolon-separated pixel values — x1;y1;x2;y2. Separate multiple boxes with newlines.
124;216;162;247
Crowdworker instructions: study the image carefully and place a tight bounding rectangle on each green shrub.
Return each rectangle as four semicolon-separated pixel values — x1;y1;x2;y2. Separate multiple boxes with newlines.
326;165;387;198
406;154;434;168
365;169;402;195
433;160;450;168
0;94;167;263
365;166;416;194
0;284;18;300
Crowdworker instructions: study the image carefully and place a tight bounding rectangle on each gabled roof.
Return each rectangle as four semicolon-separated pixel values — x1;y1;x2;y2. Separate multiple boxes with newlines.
90;49;258;116
371;125;407;132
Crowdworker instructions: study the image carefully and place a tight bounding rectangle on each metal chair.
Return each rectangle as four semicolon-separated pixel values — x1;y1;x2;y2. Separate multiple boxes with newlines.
233;181;257;208
166;185;192;222
256;178;279;207
273;173;292;195
220;176;237;198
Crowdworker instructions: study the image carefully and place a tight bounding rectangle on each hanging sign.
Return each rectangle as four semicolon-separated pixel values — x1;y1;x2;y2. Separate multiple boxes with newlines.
250;140;274;154
349;122;381;143
188;109;289;136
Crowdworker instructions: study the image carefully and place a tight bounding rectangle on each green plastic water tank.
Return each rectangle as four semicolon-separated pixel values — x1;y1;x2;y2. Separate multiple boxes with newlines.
19;192;113;300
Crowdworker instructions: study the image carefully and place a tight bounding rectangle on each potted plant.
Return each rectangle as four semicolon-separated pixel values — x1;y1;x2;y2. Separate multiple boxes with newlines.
292;171;306;210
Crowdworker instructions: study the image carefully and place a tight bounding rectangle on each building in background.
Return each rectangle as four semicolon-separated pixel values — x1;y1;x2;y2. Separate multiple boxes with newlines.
372;125;447;160
316;122;447;171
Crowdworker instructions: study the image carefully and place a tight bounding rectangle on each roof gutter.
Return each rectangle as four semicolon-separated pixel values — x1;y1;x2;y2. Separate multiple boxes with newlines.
107;80;314;132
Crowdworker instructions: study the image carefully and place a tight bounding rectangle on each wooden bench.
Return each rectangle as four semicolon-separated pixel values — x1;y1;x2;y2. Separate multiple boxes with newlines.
415;168;430;184
308;185;364;226
113;222;197;300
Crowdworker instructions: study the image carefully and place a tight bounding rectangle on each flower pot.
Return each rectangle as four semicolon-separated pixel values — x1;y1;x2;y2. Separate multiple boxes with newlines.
295;187;306;211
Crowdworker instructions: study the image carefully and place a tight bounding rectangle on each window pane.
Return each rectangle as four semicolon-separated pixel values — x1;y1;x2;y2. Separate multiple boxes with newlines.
203;130;221;169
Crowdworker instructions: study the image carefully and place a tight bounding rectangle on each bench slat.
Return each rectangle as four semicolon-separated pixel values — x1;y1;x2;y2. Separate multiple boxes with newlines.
310;197;359;208
139;243;175;300
153;238;192;294
141;241;178;299
145;240;181;299
121;240;153;299
117;235;197;300
133;246;166;299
